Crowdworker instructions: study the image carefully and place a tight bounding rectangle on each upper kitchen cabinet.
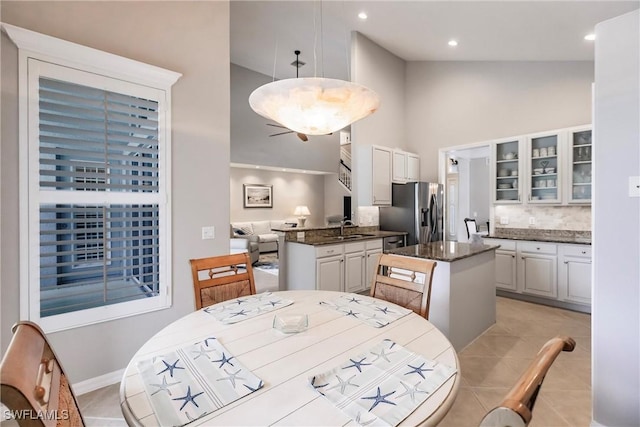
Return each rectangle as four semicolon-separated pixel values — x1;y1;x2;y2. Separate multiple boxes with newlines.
491;137;523;204
392;150;420;183
566;126;592;204
355;144;392;206
527;130;563;204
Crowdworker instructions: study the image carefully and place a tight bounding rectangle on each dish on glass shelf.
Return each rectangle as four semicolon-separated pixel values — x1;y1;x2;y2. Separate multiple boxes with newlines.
498;183;512;189
498;169;510;177
533;168;544;175
503;152;517;160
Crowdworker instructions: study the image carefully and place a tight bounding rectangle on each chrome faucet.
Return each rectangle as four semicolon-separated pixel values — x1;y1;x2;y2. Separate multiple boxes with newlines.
340;218;355;236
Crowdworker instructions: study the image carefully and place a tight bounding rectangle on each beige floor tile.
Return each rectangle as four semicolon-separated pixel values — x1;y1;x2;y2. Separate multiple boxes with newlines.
458;356;522;388
540;390;592;427
437;388;487;427
77;383;123;419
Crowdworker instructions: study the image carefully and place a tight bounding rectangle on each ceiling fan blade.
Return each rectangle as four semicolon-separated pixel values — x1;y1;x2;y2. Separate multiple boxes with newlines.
269;130;294;137
297;133;308;142
266;123;287;129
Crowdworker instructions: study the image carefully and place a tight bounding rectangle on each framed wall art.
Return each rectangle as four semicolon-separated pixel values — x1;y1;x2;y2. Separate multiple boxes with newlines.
243;184;273;208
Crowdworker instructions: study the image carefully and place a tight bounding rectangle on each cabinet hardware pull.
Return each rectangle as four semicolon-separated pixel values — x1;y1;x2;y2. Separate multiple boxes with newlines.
536;247;540;250
582;251;586;254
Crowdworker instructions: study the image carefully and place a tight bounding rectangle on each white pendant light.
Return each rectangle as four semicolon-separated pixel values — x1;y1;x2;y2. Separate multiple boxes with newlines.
249;77;379;135
249;3;380;136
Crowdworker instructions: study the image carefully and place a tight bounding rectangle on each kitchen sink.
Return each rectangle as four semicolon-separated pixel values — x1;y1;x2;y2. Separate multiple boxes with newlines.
336;234;374;240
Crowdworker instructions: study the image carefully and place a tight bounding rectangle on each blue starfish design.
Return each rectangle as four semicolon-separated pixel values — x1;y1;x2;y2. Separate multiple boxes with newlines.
229;309;248;318
149;376;180;396
235;298;248;305
383;339;397;349
172;386;204;411
212;352;235;368
311;376;328;390
345;309;360;317
355;412;376;426
192;345;216;360
268;300;282;307
376;306;390;314
347;296;362;304
361;387;397;411
343;357;371;373
157;359;184;378
203;337;217;347
405;362;434;379
244;380;264;392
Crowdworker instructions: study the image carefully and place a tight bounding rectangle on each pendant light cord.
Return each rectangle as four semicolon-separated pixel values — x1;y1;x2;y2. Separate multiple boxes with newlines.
313;1;317;78
272;37;278;82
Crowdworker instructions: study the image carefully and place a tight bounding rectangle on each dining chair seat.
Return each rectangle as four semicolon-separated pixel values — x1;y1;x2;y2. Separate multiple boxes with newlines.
479;336;576;427
189;252;256;310
370;254;437;319
0;321;85;427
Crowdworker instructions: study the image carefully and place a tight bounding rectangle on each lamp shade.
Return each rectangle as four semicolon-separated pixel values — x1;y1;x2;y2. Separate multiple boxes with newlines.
294;206;311;216
249;77;380;135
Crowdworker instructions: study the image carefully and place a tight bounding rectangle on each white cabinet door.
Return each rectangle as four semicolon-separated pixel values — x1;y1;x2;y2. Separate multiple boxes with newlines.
518;254;557;298
492;138;523;204
365;248;382;291
526;130;562;204
565;126;592;204
392;150;406;183
316;255;343;292
372;146;392;205
495;250;517;291
406;153;420;182
561;257;591;304
344;251;365;293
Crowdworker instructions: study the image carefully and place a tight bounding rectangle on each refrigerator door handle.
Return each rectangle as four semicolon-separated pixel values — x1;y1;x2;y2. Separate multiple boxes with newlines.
421;208;429;227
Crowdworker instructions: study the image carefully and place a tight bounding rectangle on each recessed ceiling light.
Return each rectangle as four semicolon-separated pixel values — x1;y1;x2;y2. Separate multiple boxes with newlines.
282;169;286;172
358;12;367;20
448;40;458;47
584;33;596;41
255;166;260;169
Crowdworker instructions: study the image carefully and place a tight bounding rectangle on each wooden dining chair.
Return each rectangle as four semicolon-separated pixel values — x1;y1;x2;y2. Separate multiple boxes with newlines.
479;336;576;427
370;254;437;319
0;321;85;427
189;252;257;310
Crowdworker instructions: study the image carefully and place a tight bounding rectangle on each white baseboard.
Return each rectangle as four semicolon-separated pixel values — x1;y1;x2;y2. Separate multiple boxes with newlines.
73;368;124;396
591;420;606;427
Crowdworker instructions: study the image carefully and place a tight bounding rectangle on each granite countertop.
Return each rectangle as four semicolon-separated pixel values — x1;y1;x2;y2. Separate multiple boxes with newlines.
485;228;591;245
278;225;407;246
386;241;499;263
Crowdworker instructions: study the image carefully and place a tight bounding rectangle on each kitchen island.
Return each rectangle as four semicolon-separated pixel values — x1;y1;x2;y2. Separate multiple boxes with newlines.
387;241;499;351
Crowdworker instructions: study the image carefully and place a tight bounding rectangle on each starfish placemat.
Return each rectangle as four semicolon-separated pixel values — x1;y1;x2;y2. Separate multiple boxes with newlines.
309;339;457;427
137;337;263;426
319;293;412;328
203;292;293;324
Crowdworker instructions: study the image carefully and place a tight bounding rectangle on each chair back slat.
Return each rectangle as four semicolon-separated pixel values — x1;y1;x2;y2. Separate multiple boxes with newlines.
189;252;256;310
0;321;85;427
479;336;576;427
370;254;436;319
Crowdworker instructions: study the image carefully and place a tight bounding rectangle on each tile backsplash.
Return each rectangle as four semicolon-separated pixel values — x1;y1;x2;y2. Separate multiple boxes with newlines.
494;205;591;231
357;206;380;226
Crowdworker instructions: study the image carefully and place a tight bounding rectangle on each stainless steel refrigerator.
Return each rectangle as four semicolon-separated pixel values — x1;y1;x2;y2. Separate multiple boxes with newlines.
379;182;444;245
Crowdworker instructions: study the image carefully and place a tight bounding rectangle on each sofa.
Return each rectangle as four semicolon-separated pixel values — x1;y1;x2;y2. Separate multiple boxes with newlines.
230;237;259;264
231;220;288;253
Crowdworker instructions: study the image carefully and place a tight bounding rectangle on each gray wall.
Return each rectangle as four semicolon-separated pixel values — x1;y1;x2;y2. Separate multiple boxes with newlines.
230;167;325;227
406;61;594;181
231;64;340;173
593;10;640;426
351;32;406;212
1;1;230;383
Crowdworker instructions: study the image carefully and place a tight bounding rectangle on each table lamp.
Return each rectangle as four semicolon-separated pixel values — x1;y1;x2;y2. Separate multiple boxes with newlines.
294;206;311;227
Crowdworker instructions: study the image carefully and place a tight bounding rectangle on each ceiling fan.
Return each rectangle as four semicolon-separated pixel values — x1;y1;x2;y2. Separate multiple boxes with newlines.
267;123;309;142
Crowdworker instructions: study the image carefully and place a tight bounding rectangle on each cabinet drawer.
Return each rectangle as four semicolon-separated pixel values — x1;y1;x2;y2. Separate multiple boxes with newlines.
484;238;516;251
562;245;591;258
365;239;383;250
316;245;344;258
518;241;557;255
344;242;366;253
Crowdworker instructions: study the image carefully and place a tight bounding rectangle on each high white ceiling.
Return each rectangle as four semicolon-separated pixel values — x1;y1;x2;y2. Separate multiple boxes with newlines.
231;0;639;80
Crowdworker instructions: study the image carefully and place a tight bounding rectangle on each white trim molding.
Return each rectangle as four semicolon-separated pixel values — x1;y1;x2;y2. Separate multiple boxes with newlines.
1;22;182;88
73;368;125;396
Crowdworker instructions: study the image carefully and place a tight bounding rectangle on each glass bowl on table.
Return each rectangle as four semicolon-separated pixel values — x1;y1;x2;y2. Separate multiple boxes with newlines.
273;313;308;334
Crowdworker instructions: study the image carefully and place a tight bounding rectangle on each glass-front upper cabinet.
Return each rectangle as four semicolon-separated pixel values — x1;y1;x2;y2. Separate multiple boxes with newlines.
567;127;592;204
492;138;522;204
527;131;562;204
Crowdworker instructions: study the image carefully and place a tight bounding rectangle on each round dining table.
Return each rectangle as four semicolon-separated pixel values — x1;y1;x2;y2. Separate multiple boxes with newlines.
119;290;460;426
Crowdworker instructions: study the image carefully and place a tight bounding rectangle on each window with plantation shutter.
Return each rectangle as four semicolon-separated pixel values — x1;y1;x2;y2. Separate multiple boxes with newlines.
6;23;182;332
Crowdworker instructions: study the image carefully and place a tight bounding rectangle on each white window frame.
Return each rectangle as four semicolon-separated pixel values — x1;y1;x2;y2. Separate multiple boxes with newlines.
2;23;181;332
